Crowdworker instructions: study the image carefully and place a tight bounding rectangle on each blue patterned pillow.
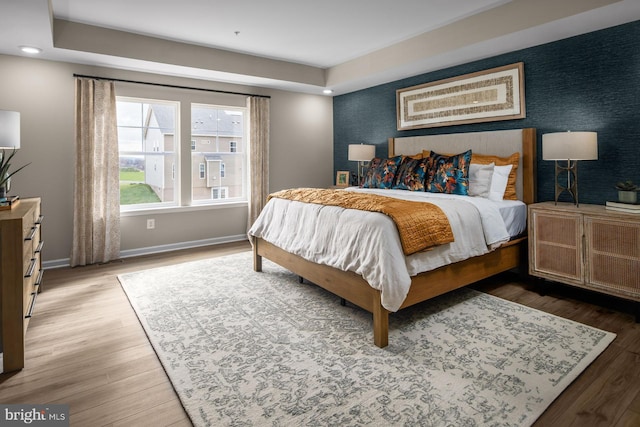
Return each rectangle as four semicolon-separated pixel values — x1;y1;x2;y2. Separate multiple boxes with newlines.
426;150;471;195
362;156;402;189
393;157;429;191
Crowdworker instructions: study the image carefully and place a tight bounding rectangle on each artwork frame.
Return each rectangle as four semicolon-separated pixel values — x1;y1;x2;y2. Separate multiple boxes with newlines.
336;171;350;187
397;62;525;130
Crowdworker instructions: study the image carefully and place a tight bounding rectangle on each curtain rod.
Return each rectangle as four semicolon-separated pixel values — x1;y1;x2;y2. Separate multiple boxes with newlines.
72;74;271;99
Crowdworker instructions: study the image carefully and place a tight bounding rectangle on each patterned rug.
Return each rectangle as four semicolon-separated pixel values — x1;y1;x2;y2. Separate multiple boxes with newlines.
118;251;615;426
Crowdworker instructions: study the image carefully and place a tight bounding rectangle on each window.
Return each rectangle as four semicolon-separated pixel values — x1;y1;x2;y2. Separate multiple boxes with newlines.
117;98;178;210
191;104;246;204
116;98;247;211
212;187;228;199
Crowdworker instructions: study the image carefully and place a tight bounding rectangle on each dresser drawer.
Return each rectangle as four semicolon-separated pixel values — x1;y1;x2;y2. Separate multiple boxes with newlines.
23;273;41;332
23;220;41;256
23;258;39;315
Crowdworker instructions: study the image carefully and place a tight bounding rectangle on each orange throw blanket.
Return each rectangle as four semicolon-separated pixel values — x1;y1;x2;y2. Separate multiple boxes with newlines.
268;188;454;255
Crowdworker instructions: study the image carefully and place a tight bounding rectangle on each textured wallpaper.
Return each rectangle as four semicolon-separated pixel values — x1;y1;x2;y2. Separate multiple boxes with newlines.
333;20;640;205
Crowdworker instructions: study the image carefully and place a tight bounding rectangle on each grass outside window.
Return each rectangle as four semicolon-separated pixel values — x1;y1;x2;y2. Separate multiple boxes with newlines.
120;183;161;205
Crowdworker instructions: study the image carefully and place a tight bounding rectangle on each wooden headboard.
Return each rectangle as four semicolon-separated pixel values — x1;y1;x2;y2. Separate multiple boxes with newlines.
389;128;536;204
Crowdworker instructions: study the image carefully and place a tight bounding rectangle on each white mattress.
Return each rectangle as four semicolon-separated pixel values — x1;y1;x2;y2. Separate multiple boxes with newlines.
496;199;527;238
248;188;526;312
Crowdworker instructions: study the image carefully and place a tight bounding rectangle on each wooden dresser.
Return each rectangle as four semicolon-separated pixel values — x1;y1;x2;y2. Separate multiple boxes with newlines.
0;198;44;372
529;202;639;314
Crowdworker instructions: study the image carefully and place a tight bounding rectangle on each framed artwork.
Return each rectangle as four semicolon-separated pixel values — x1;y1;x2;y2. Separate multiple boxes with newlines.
336;171;349;187
397;62;525;130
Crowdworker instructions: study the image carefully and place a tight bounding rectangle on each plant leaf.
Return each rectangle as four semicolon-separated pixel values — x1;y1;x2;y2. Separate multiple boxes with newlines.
0;149;30;187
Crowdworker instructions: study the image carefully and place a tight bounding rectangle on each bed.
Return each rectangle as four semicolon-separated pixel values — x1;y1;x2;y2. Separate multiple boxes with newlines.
250;128;536;347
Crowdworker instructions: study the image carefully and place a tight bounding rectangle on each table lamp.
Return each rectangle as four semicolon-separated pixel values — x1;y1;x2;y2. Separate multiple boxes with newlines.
542;131;597;207
348;144;375;186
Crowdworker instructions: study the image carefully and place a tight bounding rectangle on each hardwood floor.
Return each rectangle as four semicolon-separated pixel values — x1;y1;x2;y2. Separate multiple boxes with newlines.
1;240;638;426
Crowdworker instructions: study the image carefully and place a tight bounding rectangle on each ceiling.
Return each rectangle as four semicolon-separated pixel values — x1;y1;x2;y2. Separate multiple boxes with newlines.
1;0;639;95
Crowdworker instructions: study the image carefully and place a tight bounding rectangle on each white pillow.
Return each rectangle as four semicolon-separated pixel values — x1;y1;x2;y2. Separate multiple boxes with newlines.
468;162;494;198
489;164;513;201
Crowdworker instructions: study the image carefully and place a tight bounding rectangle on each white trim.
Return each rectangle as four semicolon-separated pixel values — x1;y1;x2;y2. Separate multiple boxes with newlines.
120;200;247;216
42;235;249;270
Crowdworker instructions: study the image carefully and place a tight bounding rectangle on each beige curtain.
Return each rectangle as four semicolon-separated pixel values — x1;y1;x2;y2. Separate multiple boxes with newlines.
70;78;121;267
247;96;270;229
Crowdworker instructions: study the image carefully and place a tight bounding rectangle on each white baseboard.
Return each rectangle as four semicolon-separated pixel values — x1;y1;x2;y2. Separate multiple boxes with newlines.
42;235;249;269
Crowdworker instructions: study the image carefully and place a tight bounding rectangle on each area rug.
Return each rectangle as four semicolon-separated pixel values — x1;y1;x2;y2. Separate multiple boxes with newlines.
118;251;615;426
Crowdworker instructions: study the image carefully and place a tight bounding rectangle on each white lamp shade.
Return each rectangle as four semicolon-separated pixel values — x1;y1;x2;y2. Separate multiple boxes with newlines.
0;110;20;149
348;144;375;161
542;131;597;160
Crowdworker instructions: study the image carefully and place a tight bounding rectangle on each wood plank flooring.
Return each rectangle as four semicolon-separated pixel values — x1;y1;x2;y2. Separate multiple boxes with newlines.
1;240;638;426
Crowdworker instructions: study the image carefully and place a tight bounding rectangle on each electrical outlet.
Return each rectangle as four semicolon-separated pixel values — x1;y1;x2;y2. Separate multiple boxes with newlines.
146;218;155;229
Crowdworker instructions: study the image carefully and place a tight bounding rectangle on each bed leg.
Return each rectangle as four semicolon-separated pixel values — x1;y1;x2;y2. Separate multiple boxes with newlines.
373;299;389;348
253;250;262;272
340;298;346;306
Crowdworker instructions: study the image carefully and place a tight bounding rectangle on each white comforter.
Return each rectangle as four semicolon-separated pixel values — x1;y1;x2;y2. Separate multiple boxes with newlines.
248;188;513;312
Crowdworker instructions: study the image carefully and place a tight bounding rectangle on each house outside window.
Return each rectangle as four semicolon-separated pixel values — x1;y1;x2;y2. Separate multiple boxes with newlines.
191;104;246;204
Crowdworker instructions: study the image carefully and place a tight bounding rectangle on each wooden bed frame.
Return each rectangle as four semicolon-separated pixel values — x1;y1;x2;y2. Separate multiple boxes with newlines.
253;128;537;347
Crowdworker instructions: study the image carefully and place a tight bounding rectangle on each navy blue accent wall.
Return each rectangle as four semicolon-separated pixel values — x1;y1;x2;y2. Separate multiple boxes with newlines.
334;20;640;205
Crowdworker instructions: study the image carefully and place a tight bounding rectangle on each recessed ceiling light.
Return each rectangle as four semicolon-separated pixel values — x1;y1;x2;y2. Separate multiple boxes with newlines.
19;46;42;54
323;89;333;95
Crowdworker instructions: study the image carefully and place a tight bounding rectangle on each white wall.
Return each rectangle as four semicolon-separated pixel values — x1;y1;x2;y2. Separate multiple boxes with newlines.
0;54;334;265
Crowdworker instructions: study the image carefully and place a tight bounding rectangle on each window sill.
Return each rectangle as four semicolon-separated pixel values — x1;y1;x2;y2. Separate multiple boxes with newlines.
120;201;248;217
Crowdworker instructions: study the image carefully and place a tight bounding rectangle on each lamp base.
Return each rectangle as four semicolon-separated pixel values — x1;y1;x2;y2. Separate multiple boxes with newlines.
357;161;367;187
554;160;580;206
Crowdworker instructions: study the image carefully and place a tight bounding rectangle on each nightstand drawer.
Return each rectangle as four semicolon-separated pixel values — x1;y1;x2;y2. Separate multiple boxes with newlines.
529;208;583;285
585;216;640;299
